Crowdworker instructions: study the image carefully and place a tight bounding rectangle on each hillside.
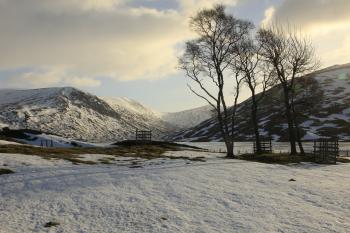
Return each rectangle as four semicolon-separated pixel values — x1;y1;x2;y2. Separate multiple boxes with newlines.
0;87;172;142
172;64;350;142
160;105;214;129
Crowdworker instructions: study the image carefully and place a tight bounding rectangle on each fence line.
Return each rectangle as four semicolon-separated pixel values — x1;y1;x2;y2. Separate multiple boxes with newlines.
204;143;350;157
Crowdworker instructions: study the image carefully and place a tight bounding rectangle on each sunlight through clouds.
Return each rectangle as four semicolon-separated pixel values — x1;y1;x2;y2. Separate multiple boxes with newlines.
8;69;101;88
0;0;349;89
261;0;350;67
0;0;190;85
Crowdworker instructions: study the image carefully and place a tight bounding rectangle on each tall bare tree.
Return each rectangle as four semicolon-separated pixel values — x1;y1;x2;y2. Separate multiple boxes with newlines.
234;34;275;154
257;25;319;155
179;5;252;157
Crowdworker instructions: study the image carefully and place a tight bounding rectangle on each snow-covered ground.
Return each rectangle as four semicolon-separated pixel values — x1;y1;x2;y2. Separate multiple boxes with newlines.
16;132;114;148
0;140;23;146
1;150;350;233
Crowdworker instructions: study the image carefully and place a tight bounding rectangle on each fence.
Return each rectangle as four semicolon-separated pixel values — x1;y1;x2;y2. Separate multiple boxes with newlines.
254;140;272;154
203;141;350;158
40;139;54;148
313;139;339;164
135;130;152;141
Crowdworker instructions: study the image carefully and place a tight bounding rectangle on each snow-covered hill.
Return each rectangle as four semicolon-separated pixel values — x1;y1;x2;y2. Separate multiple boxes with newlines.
0;87;173;142
160;105;214;129
172;63;350;141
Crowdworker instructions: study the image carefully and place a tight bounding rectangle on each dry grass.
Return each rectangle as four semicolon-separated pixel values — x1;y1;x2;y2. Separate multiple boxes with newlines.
44;221;60;228
0;168;15;175
0;143;207;165
238;153;316;164
238;153;350;164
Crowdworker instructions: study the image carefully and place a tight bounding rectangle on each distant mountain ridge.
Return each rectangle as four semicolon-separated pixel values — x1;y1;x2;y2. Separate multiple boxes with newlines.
171;64;350;142
160;105;214;129
0;87;212;142
0;87;169;142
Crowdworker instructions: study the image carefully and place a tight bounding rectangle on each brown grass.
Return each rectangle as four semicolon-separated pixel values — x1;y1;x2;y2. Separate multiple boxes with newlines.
238;153;316;164
0;168;15;175
0;144;206;165
44;221;60;228
238;153;350;164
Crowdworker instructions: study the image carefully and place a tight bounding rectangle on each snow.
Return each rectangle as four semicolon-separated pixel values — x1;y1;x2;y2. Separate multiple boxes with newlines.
318;66;350;97
161;105;213;129
1;150;350;232
17;133;112;148
0;140;23;145
173;64;350;142
103;97;160;121
302;132;321;141
0;87;179;142
342;108;350;116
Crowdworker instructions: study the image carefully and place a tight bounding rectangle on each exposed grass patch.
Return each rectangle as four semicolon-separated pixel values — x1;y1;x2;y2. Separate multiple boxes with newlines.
0;142;207;165
98;157;115;165
238;153;350;164
338;157;350;163
238;153;316;164
0;168;15;175
44;221;60;228
129;165;143;168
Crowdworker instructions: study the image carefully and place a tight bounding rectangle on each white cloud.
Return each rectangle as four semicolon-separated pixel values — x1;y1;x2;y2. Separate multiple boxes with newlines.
178;0;238;14
1;0;349;90
261;0;350;67
7;69;101;88
69;77;102;88
0;0;192;85
261;6;275;27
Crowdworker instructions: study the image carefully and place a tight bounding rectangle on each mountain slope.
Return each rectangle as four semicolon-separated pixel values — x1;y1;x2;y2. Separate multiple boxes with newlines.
172;64;350;142
160;105;214;129
0;87;172;142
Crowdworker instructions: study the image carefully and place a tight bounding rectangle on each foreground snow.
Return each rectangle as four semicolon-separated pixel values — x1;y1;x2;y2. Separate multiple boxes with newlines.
0;152;350;233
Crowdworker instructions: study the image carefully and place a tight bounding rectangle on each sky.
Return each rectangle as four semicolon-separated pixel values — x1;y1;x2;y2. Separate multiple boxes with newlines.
0;0;349;112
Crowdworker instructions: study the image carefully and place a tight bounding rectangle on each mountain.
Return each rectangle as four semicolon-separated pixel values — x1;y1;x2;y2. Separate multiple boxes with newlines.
160;105;214;129
172;63;350;142
0;87;173;142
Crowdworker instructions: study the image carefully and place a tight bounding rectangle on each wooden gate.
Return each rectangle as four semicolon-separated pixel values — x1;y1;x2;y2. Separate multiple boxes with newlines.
254;139;272;154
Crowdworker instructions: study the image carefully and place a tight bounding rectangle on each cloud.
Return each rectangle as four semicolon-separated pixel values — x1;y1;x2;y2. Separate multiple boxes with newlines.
263;0;350;29
6;69;101;88
260;6;275;27
1;0;348;90
261;0;350;67
0;0;193;85
178;0;238;14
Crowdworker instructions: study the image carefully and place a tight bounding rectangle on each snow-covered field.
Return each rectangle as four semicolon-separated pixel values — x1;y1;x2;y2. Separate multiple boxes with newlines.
1;149;350;233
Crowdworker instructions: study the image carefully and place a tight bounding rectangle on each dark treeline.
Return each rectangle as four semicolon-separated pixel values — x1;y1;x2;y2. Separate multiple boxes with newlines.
179;5;319;157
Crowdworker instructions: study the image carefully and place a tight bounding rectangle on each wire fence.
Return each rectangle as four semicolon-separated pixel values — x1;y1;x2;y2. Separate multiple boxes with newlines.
188;142;350;157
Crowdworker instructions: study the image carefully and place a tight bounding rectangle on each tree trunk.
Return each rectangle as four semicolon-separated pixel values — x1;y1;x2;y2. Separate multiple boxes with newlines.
251;93;262;154
216;103;234;158
291;97;305;155
283;89;297;155
225;140;234;158
295;127;305;155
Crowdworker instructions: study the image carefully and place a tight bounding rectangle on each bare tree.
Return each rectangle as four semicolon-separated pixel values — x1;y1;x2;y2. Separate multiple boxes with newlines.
257;24;319;155
179;5;252;157
234;34;275;154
